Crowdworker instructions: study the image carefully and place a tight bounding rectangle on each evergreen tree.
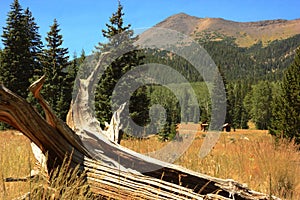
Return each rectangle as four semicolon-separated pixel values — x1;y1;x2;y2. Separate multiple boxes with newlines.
70;52;79;78
42;19;70;120
158;100;180;141
129;86;150;134
69;49;87;101
24;8;43;77
269;82;284;136
70;50;86;78
68;51;81;84
270;47;300;143
78;49;86;66
0;0;42;98
210;66;227;131
0;48;4;129
181;89;190;123
95;1;147;130
244;81;273;130
24;8;44;111
0;48;2;71
76;49;90;80
227;80;250;130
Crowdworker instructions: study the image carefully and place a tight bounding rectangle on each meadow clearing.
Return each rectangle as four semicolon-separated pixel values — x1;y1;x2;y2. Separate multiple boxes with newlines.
0;124;299;199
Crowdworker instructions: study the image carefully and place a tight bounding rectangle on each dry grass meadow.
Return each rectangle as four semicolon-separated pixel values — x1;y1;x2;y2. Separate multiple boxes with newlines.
1;124;300;199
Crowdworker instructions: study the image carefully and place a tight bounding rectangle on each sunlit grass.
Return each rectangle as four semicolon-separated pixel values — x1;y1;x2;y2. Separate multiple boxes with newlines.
122;124;300;199
1;126;299;199
0;131;98;199
0;130;35;199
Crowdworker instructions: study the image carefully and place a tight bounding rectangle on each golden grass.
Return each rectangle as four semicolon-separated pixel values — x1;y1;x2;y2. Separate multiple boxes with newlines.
0;131;97;200
0;130;36;199
1;126;299;199
122;124;300;199
28;156;97;200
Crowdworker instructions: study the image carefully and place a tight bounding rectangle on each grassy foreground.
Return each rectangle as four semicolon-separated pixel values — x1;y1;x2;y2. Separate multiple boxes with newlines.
1;126;299;199
122;124;300;199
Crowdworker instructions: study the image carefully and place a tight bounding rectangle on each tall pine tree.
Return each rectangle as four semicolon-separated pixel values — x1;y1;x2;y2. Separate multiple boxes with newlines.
42;19;70;120
244;81;273;130
270;47;300;143
24;8;43;78
210;66;228;131
68;49;86;100
0;0;42;98
227;80;250;130
0;49;2;71
269;82;284;136
95;1;148;131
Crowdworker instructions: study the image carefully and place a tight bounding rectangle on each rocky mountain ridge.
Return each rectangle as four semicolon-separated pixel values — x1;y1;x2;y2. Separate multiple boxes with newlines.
154;13;300;47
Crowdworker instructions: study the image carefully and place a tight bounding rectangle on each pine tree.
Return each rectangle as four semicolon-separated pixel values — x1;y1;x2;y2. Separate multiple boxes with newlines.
0;48;2;70
78;49;86;66
269;82;284;136
227;80;250;130
0;48;4;129
158;102;180;141
0;0;42;98
210;66;228;131
129;86;150;133
244;81;273;130
157;88;180;141
24;8;43;77
76;49;90;80
260;82;274;130
68;51;81;84
271;47;300;143
68;49;86;100
95;1;147;129
181;89;190;123
24;8;44;111
42;19;70;120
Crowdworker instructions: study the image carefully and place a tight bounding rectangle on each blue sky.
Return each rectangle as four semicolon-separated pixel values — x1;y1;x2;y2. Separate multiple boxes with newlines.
0;0;300;56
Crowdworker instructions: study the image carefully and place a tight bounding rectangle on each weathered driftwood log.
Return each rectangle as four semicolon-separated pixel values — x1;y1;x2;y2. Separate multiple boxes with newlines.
0;53;279;200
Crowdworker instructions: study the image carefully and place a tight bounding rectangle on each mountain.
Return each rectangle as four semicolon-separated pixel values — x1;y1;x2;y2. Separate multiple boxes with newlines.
139;13;300;82
154;13;300;47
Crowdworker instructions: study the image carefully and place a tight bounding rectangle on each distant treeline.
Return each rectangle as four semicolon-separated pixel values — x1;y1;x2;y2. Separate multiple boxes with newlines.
139;35;300;142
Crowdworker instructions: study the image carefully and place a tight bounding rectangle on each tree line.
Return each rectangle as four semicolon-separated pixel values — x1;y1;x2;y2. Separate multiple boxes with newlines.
0;0;86;125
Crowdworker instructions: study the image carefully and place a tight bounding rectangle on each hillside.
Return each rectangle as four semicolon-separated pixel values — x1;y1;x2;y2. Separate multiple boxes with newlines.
139;13;300;81
155;12;300;47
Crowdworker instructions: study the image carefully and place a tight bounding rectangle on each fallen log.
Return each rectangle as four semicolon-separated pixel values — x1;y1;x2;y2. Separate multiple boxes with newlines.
0;53;279;199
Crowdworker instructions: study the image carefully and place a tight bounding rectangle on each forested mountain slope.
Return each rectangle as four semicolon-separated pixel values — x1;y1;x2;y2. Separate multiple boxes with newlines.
142;13;300;81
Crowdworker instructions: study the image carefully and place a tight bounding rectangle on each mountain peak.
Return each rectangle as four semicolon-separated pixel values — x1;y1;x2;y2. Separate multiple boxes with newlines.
154;13;300;47
155;13;200;35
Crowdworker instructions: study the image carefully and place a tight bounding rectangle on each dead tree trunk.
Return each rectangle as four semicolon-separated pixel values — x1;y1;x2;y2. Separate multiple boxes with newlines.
0;53;279;200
